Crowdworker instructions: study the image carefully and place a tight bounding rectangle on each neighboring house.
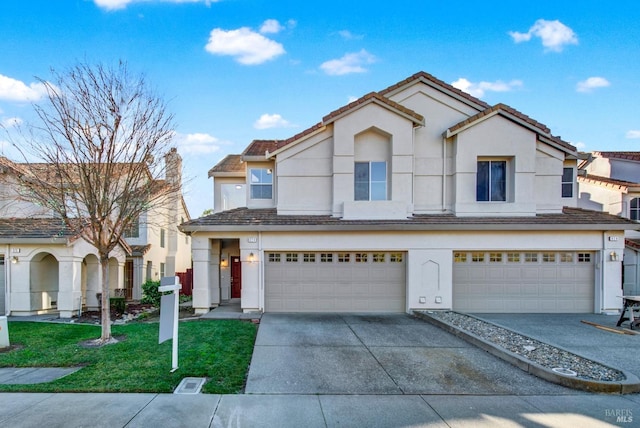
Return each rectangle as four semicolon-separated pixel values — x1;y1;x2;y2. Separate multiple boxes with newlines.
182;71;636;315
577;151;640;295
0;148;191;317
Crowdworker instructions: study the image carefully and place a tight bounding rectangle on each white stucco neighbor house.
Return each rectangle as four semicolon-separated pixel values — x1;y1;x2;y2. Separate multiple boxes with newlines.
181;71;637;315
0;148;192;317
577;151;640;295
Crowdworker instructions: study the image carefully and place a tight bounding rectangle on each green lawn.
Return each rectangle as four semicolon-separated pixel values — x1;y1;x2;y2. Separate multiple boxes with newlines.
0;319;257;393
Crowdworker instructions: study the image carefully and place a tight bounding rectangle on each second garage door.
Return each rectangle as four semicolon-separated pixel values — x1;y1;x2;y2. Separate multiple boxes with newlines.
453;251;595;313
265;251;406;312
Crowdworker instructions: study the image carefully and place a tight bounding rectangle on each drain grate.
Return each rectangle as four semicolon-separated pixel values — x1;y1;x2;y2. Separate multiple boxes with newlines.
174;377;206;394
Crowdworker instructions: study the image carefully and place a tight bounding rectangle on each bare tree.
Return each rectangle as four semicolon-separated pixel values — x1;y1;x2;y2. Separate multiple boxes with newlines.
12;61;178;343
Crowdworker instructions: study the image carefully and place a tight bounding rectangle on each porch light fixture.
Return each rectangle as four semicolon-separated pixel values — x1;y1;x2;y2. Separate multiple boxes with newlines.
610;251;619;261
10;256;18;264
248;252;255;263
220;258;228;268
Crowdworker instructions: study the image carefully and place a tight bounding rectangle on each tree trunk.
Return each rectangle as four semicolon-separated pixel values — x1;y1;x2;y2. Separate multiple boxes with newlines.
100;254;112;342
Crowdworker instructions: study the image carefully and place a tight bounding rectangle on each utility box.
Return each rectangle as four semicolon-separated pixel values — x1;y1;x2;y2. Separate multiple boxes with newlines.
0;316;9;349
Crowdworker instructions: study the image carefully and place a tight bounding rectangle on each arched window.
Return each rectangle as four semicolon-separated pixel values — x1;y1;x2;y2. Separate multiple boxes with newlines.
631;197;640;221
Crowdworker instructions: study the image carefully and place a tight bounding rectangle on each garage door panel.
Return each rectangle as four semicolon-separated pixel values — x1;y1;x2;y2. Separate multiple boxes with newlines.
265;252;406;313
453;251;594;313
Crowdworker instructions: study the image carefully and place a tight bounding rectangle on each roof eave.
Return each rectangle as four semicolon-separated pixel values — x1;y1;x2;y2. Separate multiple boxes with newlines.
180;222;638;233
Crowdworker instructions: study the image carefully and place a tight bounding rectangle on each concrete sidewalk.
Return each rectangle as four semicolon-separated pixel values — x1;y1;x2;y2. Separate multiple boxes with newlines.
1;392;638;427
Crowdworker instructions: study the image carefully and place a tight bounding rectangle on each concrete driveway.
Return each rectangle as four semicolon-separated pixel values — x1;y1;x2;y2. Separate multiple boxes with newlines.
245;313;574;395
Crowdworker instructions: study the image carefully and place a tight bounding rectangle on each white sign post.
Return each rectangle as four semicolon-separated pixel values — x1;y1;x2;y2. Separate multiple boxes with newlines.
159;276;181;372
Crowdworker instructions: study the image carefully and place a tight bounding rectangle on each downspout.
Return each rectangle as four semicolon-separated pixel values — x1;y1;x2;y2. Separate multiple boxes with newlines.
442;135;447;212
258;231;264;312
5;245;10;316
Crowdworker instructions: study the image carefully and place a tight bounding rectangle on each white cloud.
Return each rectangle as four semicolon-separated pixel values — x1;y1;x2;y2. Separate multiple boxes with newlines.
337;30;363;40
1;117;23;128
576;76;610;93
574;141;586;150
253;113;292;130
625;130;640;139
320;49;376;76
0;74;49;102
347;95;358;103
509;19;578;52
260;19;284;34
451;78;523;98
205;27;285;65
174;132;223;154
94;0;216;11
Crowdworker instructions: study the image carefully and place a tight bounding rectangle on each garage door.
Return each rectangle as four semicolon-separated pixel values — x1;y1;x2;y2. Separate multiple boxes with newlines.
265;251;406;312
453;251;595;313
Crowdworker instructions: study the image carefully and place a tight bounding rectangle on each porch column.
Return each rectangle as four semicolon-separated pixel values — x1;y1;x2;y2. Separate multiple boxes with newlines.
192;236;217;315
601;231;625;314
58;257;82;318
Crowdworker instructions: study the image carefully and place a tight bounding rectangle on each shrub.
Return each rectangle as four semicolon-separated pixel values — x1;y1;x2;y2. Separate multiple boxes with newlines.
141;280;162;306
110;297;126;315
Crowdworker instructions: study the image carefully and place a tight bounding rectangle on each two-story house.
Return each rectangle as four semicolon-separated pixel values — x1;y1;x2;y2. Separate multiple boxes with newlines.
578;152;640;295
0;148;192;317
182;71;636;315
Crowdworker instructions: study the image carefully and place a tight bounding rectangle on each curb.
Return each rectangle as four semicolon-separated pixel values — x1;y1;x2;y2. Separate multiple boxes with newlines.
413;311;640;394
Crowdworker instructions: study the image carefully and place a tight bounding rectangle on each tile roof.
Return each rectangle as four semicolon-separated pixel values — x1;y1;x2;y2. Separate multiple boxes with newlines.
181;207;638;232
578;174;640;190
626;239;640;250
321;92;424;125
595;152;640;162
0;218;79;240
378;71;491;109
129;244;151;256
243;140;284;157
208;154;245;177
447;103;575;152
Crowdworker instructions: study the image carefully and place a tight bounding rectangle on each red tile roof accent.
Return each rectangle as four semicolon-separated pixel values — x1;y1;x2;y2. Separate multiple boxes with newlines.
242;139;284;157
595;152;640;162
181;206;637;231
578;174;640;189
378;71;491;109
208;154;245;176
626;239;640;250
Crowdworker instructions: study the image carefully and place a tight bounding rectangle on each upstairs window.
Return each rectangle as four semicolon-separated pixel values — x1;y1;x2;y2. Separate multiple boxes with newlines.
631;197;640;221
160;228;166;248
123;216;139;238
355;161;387;201
562;167;574;198
250;168;273;199
476;160;506;202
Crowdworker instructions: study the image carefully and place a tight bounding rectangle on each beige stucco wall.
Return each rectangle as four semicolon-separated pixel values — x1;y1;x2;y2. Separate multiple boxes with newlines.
189;229;625;314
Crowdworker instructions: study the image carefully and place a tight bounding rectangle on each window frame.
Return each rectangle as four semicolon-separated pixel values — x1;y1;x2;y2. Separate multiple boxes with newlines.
476;159;507;202
562;167;574;198
355;161;387;201
249;168;273;200
630;197;640;221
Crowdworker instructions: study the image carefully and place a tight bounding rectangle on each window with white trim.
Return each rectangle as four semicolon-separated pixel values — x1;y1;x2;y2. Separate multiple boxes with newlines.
631;197;640;221
562;167;574;198
250;168;273;199
355;161;387;201
477;159;506;202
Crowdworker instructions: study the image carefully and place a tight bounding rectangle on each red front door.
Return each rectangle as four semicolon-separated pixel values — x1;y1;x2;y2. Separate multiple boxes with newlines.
231;257;241;298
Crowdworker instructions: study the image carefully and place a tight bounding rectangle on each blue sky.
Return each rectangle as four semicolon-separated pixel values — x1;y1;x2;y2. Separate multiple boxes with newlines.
1;0;639;217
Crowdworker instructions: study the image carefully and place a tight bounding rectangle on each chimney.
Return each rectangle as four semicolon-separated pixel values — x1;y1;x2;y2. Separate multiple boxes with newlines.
165;147;182;189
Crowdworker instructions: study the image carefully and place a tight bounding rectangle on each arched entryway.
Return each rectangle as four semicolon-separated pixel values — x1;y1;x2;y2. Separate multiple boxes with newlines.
29;252;59;313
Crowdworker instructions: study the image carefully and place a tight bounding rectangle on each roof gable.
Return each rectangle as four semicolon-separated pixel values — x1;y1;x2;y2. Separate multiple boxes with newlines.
445;103;576;154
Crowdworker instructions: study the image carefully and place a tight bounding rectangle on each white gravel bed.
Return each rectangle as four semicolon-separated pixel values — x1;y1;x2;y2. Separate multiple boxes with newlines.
424;311;625;382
